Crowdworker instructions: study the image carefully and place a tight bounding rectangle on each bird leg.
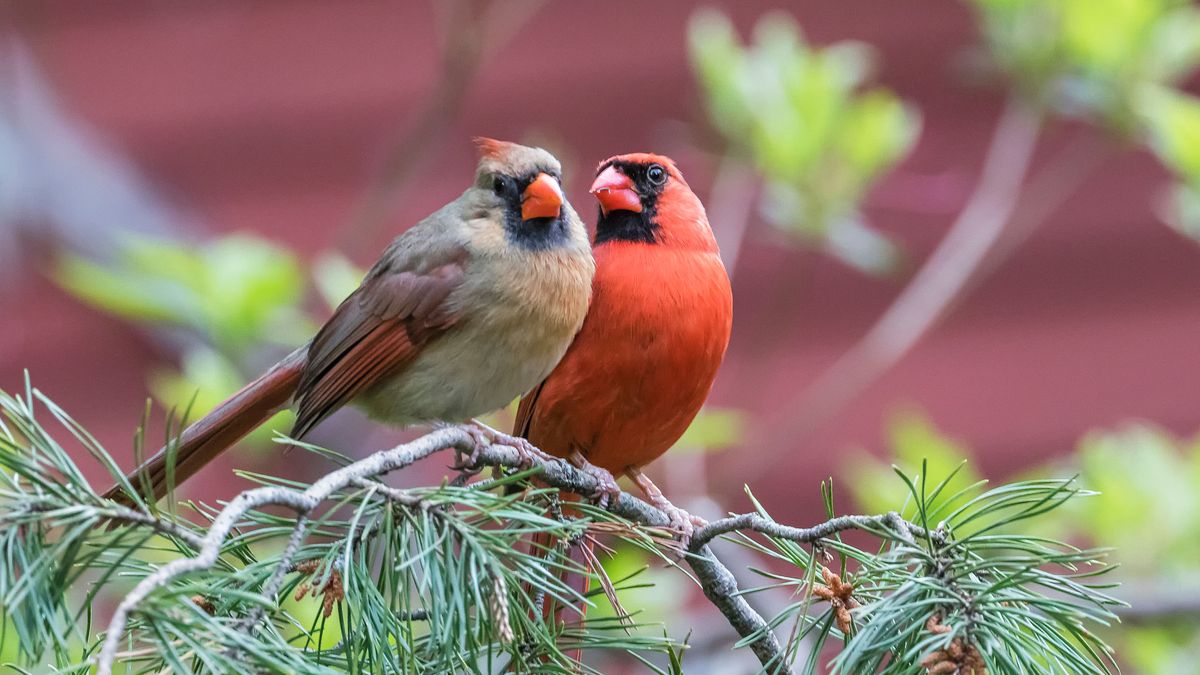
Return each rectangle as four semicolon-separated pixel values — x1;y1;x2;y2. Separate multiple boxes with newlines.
568;450;621;510
626;468;706;548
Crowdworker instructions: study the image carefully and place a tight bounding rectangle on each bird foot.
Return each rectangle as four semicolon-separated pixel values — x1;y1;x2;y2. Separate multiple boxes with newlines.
569;451;621;510
445;422;488;473
448;419;556;473
627;469;704;552
468;419;557;469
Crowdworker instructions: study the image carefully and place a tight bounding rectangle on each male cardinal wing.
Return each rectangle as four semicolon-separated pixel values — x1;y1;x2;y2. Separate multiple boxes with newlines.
512;380;546;440
291;261;464;438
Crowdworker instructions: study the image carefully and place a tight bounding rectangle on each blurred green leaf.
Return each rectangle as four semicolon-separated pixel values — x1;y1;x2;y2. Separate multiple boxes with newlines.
688;9;919;274
54;255;202;326
1157;181;1200;242
313;252;366;311
972;0;1200;134
670;407;743;455
54;234;309;355
1140;87;1200;180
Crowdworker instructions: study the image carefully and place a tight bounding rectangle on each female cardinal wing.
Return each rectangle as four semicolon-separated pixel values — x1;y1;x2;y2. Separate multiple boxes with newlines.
292;261;464;438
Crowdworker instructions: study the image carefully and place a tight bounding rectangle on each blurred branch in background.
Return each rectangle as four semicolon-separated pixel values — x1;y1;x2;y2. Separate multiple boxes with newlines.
762;97;1044;449
684;1;1200;457
0;38;191;280
338;0;546;258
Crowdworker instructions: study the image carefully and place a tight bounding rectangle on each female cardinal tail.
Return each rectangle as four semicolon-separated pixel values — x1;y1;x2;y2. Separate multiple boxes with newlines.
102;347;307;505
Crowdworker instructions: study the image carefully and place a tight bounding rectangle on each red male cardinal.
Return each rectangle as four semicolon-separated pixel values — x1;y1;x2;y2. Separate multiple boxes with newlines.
512;155;731;658
516;153;733;532
104;139;595;503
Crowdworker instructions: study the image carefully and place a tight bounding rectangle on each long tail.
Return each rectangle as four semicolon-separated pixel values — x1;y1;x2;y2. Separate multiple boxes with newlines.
103;346;307;504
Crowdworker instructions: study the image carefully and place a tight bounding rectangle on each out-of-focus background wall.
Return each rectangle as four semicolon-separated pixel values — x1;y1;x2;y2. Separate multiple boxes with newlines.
3;1;1200;672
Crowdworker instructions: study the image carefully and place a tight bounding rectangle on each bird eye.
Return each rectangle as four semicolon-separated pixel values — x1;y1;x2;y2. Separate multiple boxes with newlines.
492;176;508;196
647;164;667;186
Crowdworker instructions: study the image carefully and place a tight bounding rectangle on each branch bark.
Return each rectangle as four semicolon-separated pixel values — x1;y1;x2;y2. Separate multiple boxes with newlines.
96;426;925;675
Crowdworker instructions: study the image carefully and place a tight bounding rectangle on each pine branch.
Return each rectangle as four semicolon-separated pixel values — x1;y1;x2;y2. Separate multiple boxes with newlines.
0;385;1121;674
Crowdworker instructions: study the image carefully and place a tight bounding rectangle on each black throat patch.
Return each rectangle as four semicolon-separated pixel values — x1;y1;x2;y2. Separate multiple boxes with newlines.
505;213;570;251
592;159;665;245
498;171;571;251
594;208;658;245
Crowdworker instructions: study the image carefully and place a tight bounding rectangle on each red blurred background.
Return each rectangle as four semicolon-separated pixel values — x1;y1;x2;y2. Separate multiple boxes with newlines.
2;0;1199;528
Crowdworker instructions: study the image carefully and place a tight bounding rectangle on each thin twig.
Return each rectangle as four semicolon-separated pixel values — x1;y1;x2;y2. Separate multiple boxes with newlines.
100;504;205;550
690;511;924;554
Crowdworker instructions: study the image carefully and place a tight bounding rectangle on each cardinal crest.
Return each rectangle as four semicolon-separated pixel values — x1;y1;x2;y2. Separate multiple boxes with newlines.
473;137;518;162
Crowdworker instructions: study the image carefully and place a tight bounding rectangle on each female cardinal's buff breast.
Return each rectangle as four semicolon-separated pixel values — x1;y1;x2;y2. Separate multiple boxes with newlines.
515;154;733;473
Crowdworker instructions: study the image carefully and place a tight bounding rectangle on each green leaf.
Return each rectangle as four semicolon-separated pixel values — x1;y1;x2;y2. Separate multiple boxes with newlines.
1140;87;1200;180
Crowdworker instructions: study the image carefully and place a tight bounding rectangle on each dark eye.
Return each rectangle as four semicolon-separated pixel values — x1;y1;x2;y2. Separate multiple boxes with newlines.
646;164;667;186
492;176;508;196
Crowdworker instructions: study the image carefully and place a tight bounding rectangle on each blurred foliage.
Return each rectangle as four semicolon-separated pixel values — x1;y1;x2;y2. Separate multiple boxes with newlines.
51;237;369;452
55;235;313;354
688;9;920;274
845;412;1200;674
971;0;1200;240
844;411;985;522
147;346;293;447
670;407;743;455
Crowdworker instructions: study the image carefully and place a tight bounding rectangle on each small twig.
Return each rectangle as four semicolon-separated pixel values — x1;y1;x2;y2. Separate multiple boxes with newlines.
100;504;205;550
235;513;310;636
690;511;925;553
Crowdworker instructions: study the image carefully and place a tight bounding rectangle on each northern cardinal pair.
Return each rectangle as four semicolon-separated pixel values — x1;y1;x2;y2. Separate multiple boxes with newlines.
105;139;733;539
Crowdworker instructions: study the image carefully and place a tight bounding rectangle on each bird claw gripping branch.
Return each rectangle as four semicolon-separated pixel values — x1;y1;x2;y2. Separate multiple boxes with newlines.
567;450;622;510
450;420;557;474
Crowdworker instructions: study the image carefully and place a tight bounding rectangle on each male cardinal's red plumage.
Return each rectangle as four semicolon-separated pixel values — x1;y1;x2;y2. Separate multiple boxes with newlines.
514;154;732;638
516;153;732;521
104;139;595;503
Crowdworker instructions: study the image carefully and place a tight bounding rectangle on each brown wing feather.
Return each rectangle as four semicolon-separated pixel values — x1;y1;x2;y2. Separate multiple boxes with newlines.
512;380;546;440
292;262;463;438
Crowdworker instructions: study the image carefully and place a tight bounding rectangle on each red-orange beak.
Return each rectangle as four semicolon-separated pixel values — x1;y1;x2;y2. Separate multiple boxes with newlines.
521;173;564;220
590;165;642;215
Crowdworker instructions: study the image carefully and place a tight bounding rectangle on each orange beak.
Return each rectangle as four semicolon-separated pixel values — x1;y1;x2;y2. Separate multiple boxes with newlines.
521;173;564;221
590;165;642;215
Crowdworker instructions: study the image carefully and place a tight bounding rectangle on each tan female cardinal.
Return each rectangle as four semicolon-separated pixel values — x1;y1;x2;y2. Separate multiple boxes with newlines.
104;139;595;503
515;153;734;534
